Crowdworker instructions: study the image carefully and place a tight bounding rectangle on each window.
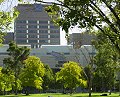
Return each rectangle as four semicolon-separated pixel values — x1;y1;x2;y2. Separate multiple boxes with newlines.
16;34;26;38
50;35;59;38
39;35;48;38
28;25;37;28
39;25;48;28
16;20;26;23
50;25;59;29
16;40;26;43
39;30;48;33
50;30;59;33
39;40;48;43
16;30;26;33
28;30;37;33
39;21;48;24
28;35;37;38
29;40;37;43
28;20;37;23
16;25;26;28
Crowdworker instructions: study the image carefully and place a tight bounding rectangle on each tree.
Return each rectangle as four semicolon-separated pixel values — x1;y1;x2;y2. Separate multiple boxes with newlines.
20;56;45;95
3;41;30;95
36;0;120;54
0;66;15;95
42;64;54;92
92;30;119;94
56;61;87;94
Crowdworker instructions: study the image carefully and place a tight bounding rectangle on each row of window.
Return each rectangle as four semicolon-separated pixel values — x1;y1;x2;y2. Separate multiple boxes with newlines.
16;30;59;33
16;40;48;43
16;20;49;24
16;35;59;38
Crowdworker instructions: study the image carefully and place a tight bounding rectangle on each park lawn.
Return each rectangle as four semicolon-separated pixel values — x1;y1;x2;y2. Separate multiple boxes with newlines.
1;93;120;97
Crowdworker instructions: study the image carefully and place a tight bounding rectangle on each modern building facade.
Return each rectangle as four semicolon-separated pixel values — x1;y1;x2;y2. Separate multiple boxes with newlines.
14;4;60;48
3;32;14;44
69;32;96;48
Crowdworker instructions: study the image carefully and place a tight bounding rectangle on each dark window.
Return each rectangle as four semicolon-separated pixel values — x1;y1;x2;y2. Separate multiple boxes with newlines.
16;40;26;43
39;30;48;33
28;30;37;33
50;25;59;29
16;20;26;23
16;34;26;38
28;35;37;38
50;30;59;33
39;25;48;28
16;30;26;33
39;35;48;38
39;21;48;24
28;20;37;23
29;40;37;43
16;25;26;28
50;35;59;38
28;25;37;28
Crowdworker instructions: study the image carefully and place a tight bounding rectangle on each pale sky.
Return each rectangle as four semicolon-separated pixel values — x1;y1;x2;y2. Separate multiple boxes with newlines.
0;0;82;45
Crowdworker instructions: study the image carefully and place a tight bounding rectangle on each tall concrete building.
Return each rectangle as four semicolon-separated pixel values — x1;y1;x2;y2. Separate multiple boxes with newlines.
14;4;60;48
69;32;96;48
3;32;14;44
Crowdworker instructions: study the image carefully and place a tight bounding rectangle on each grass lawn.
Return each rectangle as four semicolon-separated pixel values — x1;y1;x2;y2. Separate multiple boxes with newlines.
0;93;120;97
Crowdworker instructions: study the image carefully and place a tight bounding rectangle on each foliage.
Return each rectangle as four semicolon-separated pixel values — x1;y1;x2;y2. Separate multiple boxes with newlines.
20;56;45;90
56;61;87;93
3;41;30;94
37;0;120;54
92;29;119;92
42;64;54;91
0;66;15;93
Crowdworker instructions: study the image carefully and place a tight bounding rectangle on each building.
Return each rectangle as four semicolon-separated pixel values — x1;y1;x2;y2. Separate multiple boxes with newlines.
0;44;31;66
3;32;14;44
14;4;60;48
69;32;96;48
30;45;96;71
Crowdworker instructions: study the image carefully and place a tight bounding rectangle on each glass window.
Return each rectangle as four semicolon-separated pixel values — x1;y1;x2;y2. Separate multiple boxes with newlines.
29;40;37;43
28;20;37;23
50;30;59;33
39;35;48;38
16;30;26;33
28;35;37;38
16;20;26;23
28;30;37;33
39;21;48;24
39;40;48;43
16;25;26;28
28;25;37;28
39;30;48;33
39;25;48;28
50;35;59;38
50;25;59;29
16;34;26;38
16;40;26;43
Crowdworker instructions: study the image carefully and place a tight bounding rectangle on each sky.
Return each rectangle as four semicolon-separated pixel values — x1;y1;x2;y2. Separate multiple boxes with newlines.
0;0;82;45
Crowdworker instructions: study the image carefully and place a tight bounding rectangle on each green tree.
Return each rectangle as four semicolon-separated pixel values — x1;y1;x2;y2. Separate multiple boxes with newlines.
92;30;119;94
42;64;54;92
0;67;15;95
56;61;87;94
3;41;30;95
37;0;120;54
20;56;45;95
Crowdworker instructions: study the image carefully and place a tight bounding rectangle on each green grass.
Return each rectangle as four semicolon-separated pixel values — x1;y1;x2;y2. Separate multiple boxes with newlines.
1;93;120;97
